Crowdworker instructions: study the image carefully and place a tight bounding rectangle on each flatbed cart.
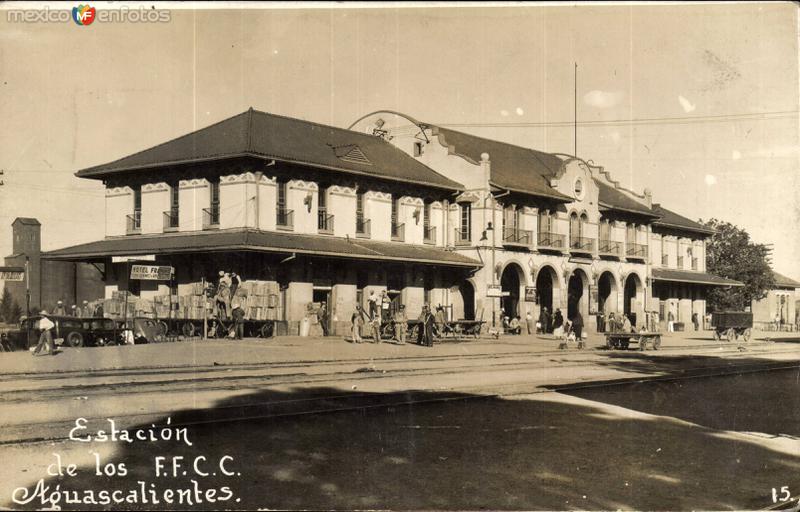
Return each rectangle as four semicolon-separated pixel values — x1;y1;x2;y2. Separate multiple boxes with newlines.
605;332;662;351
711;311;753;342
153;317;275;339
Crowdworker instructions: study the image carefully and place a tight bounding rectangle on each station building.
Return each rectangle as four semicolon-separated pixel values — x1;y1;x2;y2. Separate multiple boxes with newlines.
44;108;741;335
751;270;800;330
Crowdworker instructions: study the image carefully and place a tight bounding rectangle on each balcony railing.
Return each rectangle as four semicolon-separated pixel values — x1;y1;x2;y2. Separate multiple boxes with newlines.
598;239;622;257
163;210;179;231
537;231;566;251
662;254;669;266
318;211;334;234
276;208;293;230
626;243;648;260
202;207;220;229
677;256;684;268
569;236;595;254
356;217;371;238
423;225;436;245
454;228;471;246
502;227;533;247
692;257;698;270
391;222;405;242
126;211;141;235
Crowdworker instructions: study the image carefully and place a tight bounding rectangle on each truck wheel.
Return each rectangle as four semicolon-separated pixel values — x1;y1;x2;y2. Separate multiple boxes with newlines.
182;322;196;337
260;322;274;338
742;328;752;342
713;330;721;341
726;328;735;342
67;331;84;348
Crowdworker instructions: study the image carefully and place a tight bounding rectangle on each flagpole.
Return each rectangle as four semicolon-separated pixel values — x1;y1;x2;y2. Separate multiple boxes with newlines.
574;62;578;156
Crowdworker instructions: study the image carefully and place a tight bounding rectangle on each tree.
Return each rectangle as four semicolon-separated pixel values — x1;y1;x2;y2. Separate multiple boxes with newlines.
702;218;775;312
9;301;22;324
0;287;12;323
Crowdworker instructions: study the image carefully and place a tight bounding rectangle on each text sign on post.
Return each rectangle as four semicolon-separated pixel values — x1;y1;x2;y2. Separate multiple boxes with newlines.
130;265;173;281
487;285;503;297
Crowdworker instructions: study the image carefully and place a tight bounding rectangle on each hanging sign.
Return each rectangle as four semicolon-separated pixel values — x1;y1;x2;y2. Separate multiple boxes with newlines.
524;286;537;302
130;265;173;281
487;285;503;297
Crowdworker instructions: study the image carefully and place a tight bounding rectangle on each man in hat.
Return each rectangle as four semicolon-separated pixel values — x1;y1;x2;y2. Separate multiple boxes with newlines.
32;310;55;356
351;305;366;343
393;304;408;344
53;301;66;316
317;301;329;337
80;300;91;318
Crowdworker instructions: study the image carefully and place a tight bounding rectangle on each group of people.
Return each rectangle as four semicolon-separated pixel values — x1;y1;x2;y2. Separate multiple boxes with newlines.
536;307;584;340
52;300;103;318
350;291;443;347
211;270;246;339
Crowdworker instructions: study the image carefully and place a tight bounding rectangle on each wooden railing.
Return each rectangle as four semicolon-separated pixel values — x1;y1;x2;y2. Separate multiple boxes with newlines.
276;208;293;230
163;210;179;231
391;222;405;242
202;207;219;229
570;236;595;253
126;211;141;234
356;218;371;238
626;243;648;259
598;239;621;257
454;228;471;246
318;211;334;234
502;227;532;246
537;231;565;250
423;225;436;245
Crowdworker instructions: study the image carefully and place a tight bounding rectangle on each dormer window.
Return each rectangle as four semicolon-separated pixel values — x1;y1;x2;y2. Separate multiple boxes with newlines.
573;178;585;200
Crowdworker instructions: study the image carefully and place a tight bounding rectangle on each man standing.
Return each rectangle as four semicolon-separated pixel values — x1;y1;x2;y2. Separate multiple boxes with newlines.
538;307;549;334
572;310;585;341
231;293;245;340
667;310;675;333
434;305;446;339
380;291;391;323
691;312;699;331
367;291;378;321
94;302;104;318
351;305;366;343
371;314;382;344
393;304;408;344
318;302;329;337
525;311;535;335
32;311;55;356
53;301;66;316
418;305;435;347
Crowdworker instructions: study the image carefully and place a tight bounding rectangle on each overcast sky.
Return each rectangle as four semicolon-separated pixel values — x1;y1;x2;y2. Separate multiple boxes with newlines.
0;2;797;279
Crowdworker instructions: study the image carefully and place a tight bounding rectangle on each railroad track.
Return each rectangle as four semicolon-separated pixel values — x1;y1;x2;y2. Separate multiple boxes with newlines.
2;355;798;447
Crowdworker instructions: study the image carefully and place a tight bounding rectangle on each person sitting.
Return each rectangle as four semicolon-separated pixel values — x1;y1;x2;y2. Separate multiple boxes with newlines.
508;316;522;335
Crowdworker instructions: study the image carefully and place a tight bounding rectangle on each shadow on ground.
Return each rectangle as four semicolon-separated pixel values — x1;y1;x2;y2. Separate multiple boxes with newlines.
4;375;798;511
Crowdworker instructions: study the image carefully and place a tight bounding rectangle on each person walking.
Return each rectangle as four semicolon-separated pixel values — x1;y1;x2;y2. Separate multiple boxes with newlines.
667;310;675;333
32;311;55;356
553;309;564;336
393;304;408;344
371;314;382;344
53;301;66;316
691;312;699;331
351;305;366;343
318;301;329;337
434;305;446;339
571;310;585;341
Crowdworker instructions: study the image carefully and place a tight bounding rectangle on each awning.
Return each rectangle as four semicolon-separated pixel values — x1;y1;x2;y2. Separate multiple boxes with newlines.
42;229;481;268
652;268;743;287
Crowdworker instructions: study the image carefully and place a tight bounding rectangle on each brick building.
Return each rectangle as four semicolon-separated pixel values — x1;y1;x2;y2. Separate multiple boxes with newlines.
3;218;105;315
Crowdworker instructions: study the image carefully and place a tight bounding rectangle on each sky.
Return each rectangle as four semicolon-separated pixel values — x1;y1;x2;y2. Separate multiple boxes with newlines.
0;1;798;280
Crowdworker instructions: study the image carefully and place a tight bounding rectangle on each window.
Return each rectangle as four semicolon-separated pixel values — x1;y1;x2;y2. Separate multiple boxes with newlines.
573;178;585;200
460;203;471;241
423;201;431;230
276;180;291;228
391;196;404;241
210;180;220;220
391;196;399;226
318;185;332;233
356;191;369;237
128;185;142;232
538;210;551;234
165;183;179;229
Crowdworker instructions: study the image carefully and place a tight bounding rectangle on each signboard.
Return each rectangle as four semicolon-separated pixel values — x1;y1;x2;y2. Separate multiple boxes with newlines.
112;255;156;263
487;285;502;298
0;270;24;281
130;265;173;281
524;286;537;303
588;285;598;314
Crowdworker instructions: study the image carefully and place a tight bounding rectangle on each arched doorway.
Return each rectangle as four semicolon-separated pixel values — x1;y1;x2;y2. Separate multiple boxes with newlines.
459;281;475;320
535;266;558;332
567;269;589;321
500;263;524;319
598;271;618;314
624;273;643;326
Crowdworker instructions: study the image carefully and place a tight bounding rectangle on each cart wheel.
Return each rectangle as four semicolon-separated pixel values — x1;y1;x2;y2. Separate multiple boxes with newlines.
726;328;735;342
742;328;752;342
639;336;647;351
66;331;84;348
157;321;168;337
182;322;196;337
260;322;274;338
653;336;662;350
713;330;721;341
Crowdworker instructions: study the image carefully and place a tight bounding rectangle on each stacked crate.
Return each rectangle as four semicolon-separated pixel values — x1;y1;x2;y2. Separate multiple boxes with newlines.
241;280;282;321
178;282;211;320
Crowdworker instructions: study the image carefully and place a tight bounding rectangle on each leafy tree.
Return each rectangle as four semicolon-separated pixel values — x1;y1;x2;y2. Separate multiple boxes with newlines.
9;301;22;324
0;287;11;323
702;218;775;311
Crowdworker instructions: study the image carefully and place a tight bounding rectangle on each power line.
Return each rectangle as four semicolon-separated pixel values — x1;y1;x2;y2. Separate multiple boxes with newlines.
419;109;798;129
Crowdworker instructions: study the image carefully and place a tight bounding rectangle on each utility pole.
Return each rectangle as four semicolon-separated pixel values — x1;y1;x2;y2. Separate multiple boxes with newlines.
574;62;578;156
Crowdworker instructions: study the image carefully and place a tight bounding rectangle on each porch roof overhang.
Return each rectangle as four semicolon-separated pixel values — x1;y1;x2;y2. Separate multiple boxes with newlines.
42;229;481;269
652;268;744;287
